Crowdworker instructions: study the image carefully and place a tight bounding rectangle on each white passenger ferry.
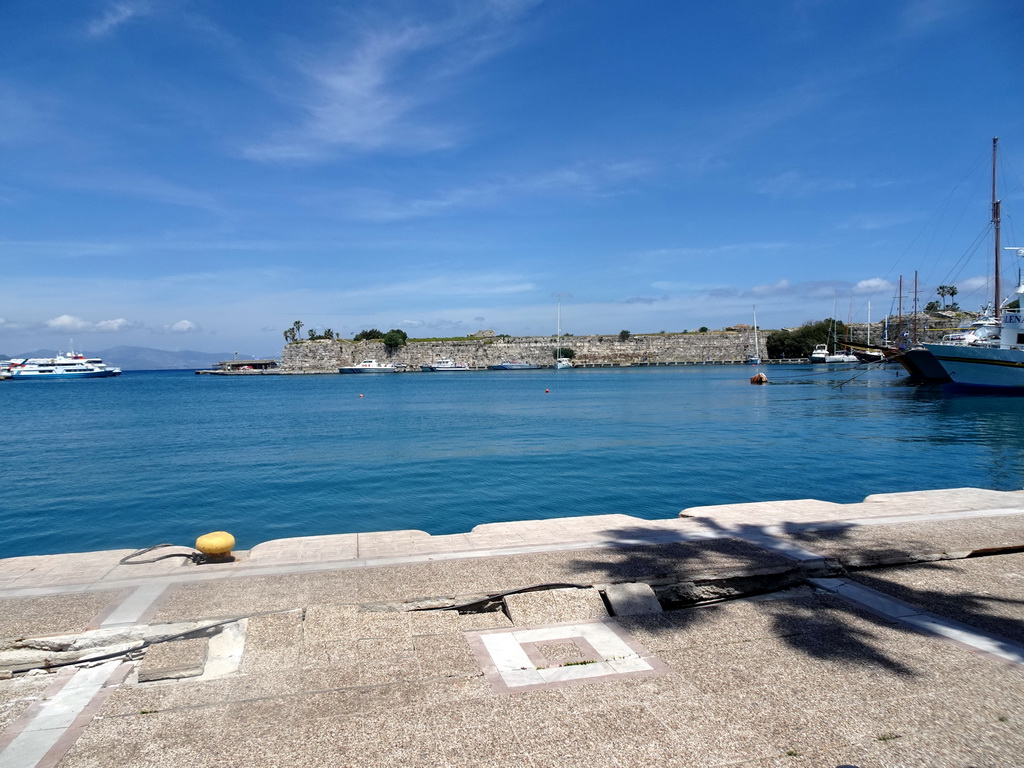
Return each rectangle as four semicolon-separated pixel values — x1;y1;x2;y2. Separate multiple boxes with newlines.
2;351;122;380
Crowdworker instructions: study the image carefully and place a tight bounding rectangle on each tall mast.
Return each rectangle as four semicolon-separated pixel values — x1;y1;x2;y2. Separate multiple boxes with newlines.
913;270;919;344
993;137;1002;319
898;275;903;344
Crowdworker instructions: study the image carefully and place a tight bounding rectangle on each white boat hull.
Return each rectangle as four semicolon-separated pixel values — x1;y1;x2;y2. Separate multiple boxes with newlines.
8;369;121;379
922;343;1024;389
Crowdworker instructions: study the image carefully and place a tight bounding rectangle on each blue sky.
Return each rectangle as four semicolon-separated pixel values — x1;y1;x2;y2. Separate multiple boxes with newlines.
2;0;1023;355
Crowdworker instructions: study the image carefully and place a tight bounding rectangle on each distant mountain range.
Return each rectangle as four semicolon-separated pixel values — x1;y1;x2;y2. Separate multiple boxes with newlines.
0;346;278;371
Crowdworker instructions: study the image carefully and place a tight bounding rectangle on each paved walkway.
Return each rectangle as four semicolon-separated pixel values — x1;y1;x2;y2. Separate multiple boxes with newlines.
1;487;1023;767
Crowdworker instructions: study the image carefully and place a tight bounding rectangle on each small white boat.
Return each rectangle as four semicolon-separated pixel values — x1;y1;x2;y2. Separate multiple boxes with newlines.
554;357;574;369
338;359;396;374
420;358;469;372
809;344;828;364
825;351;859;363
4;350;122;380
487;360;541;370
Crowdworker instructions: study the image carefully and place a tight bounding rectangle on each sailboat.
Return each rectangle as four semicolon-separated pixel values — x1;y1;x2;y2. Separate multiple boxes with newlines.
923;137;1024;389
745;306;761;365
554;298;573;369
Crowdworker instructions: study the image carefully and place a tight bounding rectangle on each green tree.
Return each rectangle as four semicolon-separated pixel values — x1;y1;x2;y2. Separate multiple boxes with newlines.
381;329;408;353
553;347;575;360
765;318;843;359
618;330;631;341
283;327;296;343
698;326;709;333
291;320;304;340
948;285;958;309
925;301;940;312
354;328;384;341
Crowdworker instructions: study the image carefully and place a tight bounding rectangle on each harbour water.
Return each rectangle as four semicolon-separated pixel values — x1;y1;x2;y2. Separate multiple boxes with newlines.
2;365;1022;558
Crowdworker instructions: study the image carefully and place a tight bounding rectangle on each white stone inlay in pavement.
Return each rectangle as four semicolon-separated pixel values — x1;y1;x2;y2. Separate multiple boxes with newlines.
0;660;122;768
469;620;662;692
809;577;1024;666
100;582;167;627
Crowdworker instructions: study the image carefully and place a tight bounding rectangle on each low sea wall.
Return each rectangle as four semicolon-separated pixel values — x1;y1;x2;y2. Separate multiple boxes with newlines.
280;332;766;372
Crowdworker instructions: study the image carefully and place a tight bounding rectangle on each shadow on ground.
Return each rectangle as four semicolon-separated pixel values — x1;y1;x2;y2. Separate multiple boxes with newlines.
565;518;1024;676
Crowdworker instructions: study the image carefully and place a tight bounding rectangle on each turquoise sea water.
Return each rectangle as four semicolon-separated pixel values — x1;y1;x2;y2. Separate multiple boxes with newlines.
2;365;1022;558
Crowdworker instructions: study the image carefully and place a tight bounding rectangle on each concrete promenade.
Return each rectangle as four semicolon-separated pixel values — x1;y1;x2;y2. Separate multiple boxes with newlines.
1;487;1022;767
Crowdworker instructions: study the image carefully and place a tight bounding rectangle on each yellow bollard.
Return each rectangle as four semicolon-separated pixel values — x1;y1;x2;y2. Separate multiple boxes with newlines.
195;531;236;562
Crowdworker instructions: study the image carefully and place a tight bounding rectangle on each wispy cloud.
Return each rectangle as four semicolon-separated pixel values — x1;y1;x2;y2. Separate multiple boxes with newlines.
331;160;649;221
244;3;537;161
897;0;968;37
839;212;920;231
86;1;155;38
751;170;894;197
47;171;228;217
635;242;792;261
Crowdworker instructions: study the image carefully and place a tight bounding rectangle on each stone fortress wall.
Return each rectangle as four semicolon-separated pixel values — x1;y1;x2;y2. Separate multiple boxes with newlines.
280;332;767;372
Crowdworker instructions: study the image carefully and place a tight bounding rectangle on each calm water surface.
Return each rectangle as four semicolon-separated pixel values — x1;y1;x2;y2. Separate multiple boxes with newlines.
2;366;1022;557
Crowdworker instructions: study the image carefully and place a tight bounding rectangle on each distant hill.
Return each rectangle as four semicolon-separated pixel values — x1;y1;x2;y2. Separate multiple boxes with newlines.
3;346;278;371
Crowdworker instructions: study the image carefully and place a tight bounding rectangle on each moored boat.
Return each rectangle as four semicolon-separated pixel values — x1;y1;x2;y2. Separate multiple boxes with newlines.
339;359;396;374
420;358;469;372
924;282;1024;389
745;306;761;365
921;138;1024;390
487;360;541;370
4;351;121;380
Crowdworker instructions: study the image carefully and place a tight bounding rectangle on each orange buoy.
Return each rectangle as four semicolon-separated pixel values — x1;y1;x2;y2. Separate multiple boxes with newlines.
545;389;550;393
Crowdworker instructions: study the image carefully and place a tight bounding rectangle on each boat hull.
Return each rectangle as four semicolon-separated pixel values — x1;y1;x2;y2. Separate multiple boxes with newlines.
8;370;121;379
339;368;395;374
922;343;1024;389
487;364;541;370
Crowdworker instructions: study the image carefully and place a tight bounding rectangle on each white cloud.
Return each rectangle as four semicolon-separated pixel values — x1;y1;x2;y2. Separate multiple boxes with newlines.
95;317;140;332
87;1;154;38
41;315;144;333
752;279;793;297
169;320;200;333
853;278;894;294
46;314;92;331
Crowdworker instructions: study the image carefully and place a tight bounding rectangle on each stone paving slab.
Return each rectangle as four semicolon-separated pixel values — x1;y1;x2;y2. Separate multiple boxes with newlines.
43;588;1024;767
771;513;1024;565
0;592;121;642
136;638;208;683
603;582;662;616
502;587;608;626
